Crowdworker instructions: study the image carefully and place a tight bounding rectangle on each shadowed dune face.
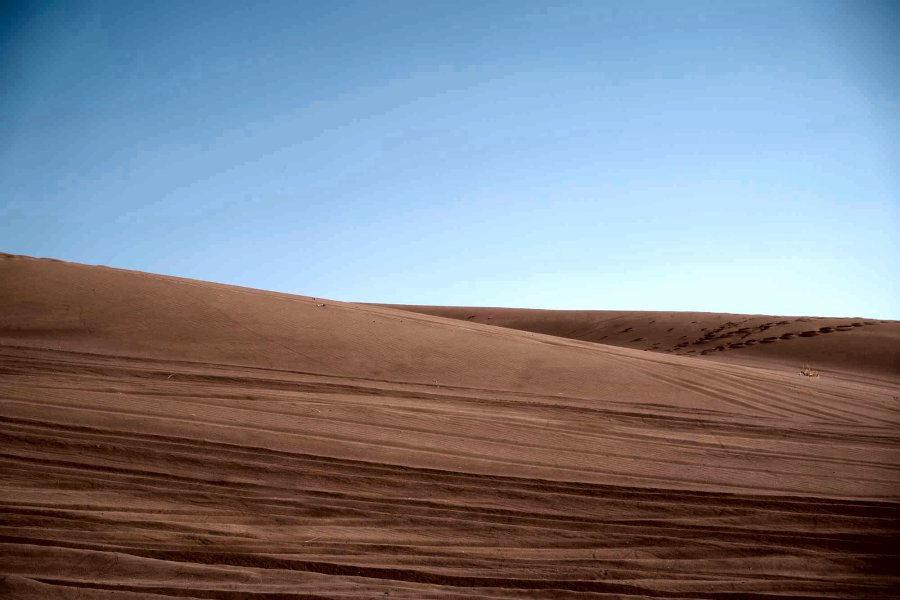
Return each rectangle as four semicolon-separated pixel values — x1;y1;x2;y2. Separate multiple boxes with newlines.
1;253;899;598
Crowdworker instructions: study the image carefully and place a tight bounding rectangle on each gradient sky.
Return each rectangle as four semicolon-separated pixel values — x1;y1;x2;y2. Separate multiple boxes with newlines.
2;0;898;318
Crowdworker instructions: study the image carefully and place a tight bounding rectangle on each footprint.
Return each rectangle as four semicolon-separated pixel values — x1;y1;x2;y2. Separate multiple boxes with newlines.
799;331;819;337
818;327;834;333
780;333;796;339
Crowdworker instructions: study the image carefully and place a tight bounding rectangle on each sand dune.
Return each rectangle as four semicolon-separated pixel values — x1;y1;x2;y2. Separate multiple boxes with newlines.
382;305;900;380
1;253;899;598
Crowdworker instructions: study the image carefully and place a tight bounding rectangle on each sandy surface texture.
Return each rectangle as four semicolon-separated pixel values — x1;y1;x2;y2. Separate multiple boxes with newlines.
383;305;900;381
2;253;899;598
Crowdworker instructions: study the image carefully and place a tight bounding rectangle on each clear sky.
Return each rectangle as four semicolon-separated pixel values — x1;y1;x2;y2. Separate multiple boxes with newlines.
2;0;898;318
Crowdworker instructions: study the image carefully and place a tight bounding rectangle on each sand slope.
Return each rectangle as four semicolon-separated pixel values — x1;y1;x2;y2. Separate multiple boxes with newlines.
1;253;899;598
383;305;900;380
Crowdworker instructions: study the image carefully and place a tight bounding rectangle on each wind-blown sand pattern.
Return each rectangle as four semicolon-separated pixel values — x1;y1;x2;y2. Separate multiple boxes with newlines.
1;253;899;598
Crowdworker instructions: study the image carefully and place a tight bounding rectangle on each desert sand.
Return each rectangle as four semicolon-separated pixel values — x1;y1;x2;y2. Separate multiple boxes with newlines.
1;252;898;598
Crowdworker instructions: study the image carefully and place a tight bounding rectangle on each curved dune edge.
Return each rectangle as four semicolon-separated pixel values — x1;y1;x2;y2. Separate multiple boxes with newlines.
382;304;900;381
1;253;899;598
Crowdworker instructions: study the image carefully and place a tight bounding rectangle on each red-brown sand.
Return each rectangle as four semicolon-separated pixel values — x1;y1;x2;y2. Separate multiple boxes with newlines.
383;305;900;382
2;252;898;598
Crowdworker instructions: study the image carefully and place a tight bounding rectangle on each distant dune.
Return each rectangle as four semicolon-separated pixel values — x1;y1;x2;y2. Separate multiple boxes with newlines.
2;252;898;598
382;305;900;380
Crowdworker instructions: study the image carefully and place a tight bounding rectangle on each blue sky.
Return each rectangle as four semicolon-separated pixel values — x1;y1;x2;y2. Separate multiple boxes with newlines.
2;0;898;318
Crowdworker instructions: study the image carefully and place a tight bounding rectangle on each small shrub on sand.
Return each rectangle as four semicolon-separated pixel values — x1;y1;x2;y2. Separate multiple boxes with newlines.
799;365;819;378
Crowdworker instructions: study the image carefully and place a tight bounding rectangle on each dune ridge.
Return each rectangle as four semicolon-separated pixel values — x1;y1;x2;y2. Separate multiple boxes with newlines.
381;305;900;380
1;253;898;598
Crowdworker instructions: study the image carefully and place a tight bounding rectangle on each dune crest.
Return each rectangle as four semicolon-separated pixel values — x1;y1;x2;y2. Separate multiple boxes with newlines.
383;304;900;380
